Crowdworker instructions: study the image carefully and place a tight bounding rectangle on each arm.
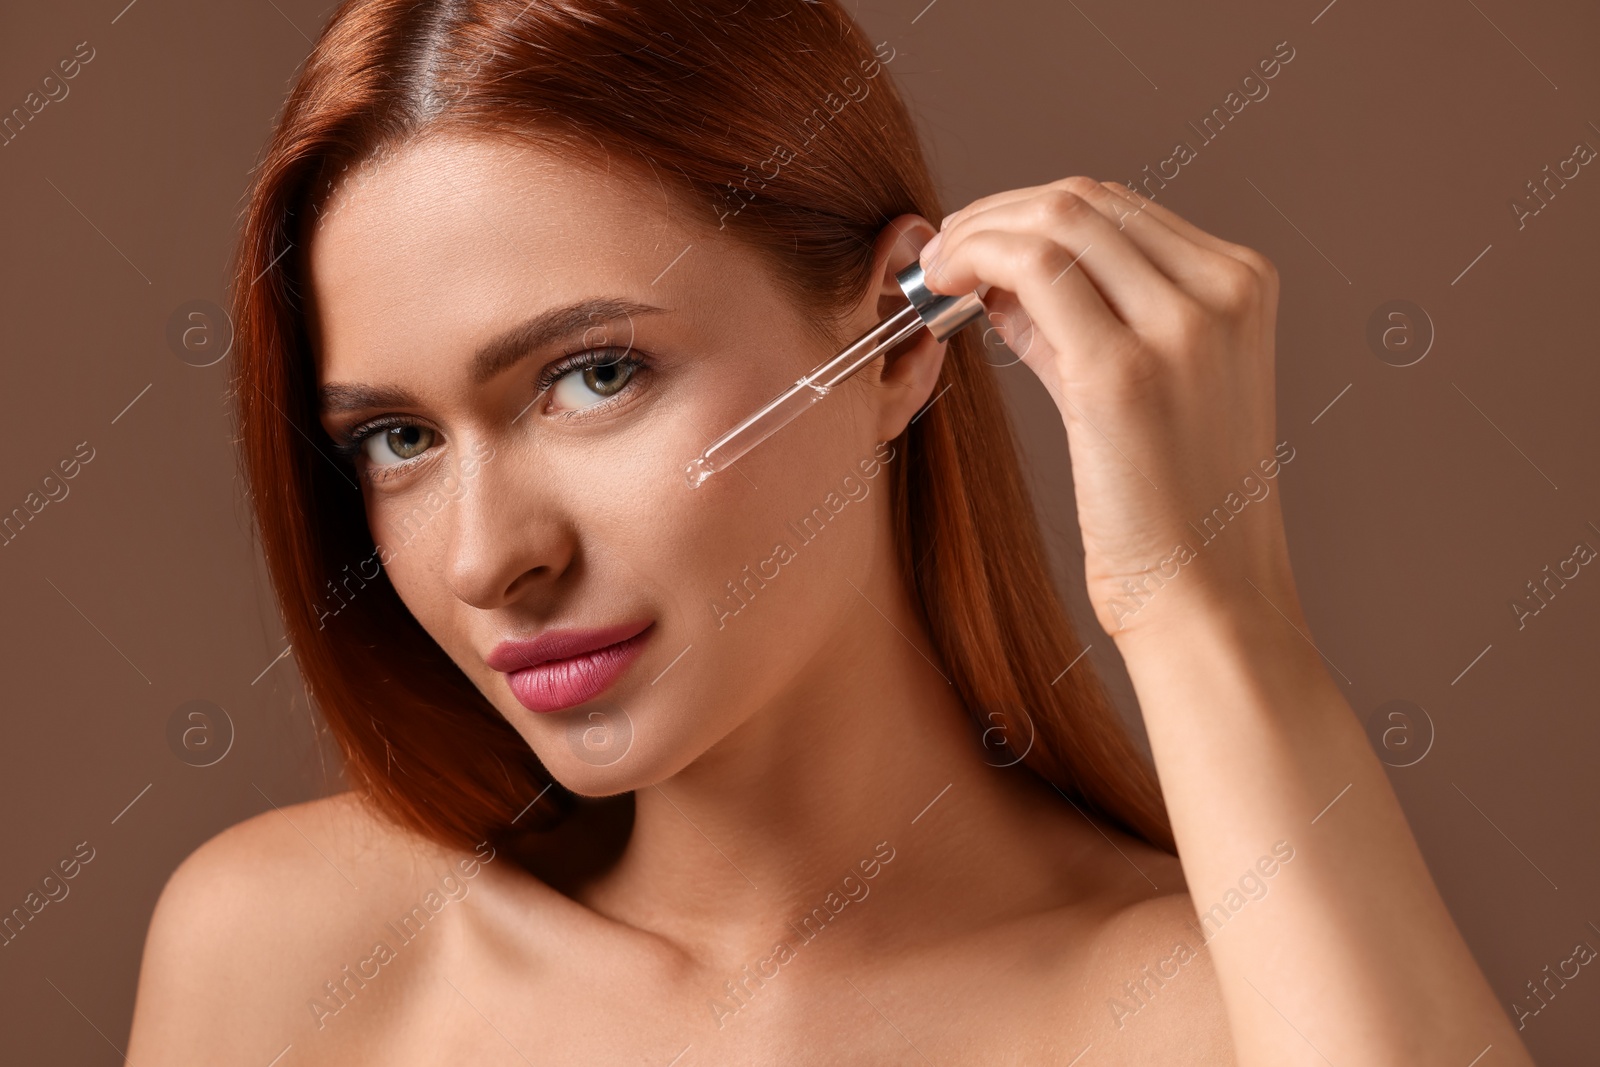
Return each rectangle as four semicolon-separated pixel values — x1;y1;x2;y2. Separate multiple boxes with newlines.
1113;582;1530;1066
917;175;1535;1065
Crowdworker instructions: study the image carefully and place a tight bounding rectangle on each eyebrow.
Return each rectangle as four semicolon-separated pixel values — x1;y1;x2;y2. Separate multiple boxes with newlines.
317;296;669;416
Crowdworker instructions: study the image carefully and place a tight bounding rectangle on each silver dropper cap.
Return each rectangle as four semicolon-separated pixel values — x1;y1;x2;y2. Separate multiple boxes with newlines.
683;259;987;488
895;260;987;342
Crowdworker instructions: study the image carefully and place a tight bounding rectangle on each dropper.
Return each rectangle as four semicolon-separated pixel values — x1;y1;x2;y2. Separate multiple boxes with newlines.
685;260;987;488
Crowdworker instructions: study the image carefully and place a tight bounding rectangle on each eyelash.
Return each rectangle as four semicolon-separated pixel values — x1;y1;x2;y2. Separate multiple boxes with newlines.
533;346;649;407
330;346;650;484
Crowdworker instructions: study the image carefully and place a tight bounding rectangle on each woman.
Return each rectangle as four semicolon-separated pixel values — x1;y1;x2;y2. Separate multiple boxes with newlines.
127;0;1533;1063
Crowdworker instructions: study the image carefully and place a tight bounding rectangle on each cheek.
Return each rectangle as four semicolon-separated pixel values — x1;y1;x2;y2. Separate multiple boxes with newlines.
360;493;452;627
632;395;887;683
549;389;877;596
553;402;882;711
365;364;892;785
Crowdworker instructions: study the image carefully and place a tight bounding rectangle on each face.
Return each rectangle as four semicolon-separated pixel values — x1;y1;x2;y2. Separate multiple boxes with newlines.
307;132;940;794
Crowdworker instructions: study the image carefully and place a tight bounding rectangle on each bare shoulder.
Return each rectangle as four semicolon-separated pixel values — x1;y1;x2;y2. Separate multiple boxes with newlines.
964;786;1237;1063
1066;826;1236;1065
126;791;501;1066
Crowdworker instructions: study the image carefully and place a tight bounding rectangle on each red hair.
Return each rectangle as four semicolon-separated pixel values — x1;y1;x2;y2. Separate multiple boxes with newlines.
229;0;1174;855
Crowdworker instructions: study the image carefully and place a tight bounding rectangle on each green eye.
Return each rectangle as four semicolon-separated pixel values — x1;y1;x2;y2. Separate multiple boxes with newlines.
365;425;435;466
547;355;640;412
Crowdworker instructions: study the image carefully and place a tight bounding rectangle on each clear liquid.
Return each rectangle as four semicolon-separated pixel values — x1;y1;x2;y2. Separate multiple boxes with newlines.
684;455;715;489
684;381;830;488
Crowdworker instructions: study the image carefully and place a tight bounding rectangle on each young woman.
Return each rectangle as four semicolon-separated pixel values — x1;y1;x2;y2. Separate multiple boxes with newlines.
127;1;1533;1063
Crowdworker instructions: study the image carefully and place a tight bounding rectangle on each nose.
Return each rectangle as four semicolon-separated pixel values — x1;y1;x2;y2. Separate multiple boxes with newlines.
439;441;575;611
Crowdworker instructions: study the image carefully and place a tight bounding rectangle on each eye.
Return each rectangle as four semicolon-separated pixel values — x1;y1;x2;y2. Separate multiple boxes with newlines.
364;424;435;467
547;351;640;415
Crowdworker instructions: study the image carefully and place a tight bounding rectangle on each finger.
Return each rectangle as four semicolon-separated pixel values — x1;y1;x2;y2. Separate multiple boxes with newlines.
936;179;1061;231
923;187;1182;331
935;177;1205;300
1103;183;1267;275
944;176;1267;286
924;228;1139;376
939;175;1153;237
974;289;1037;366
1094;182;1261;309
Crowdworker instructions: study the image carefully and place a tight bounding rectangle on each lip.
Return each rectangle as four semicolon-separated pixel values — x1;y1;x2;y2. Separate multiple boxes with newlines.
487;620;653;714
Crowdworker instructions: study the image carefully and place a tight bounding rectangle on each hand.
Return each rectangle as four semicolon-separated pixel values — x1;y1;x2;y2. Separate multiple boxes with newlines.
918;176;1295;641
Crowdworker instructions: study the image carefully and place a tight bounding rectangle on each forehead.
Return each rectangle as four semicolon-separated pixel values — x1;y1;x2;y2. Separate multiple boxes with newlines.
304;133;731;375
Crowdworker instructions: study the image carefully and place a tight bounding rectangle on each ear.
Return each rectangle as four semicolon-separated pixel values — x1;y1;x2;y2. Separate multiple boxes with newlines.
849;214;946;444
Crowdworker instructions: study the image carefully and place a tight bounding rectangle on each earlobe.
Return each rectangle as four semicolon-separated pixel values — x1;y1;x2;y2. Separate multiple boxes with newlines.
873;329;948;442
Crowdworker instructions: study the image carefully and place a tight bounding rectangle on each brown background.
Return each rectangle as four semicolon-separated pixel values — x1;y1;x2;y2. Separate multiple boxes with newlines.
1;0;1595;1062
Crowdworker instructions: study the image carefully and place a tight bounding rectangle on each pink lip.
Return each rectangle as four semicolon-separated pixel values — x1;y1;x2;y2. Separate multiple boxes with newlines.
487;620;653;714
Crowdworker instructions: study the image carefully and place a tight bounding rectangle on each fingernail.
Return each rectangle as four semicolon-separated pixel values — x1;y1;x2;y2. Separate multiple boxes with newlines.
921;231;944;269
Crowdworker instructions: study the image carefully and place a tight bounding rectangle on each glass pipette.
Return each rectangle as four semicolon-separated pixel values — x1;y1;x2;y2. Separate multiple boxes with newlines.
685;260;987;488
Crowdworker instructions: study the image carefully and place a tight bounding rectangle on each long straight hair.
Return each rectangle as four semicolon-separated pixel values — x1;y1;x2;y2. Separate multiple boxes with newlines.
229;0;1174;856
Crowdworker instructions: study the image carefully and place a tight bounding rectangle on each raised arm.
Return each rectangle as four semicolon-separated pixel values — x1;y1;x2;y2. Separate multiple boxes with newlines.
917;176;1535;1066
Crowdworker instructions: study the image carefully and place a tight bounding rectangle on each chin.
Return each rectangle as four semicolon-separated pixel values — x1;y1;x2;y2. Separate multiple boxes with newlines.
519;696;715;798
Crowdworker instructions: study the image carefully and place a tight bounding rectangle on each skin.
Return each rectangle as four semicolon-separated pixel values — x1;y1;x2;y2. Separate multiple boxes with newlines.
124;133;1530;1065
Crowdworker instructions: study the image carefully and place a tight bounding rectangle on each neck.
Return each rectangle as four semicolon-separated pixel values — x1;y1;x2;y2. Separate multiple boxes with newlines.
559;559;1083;968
